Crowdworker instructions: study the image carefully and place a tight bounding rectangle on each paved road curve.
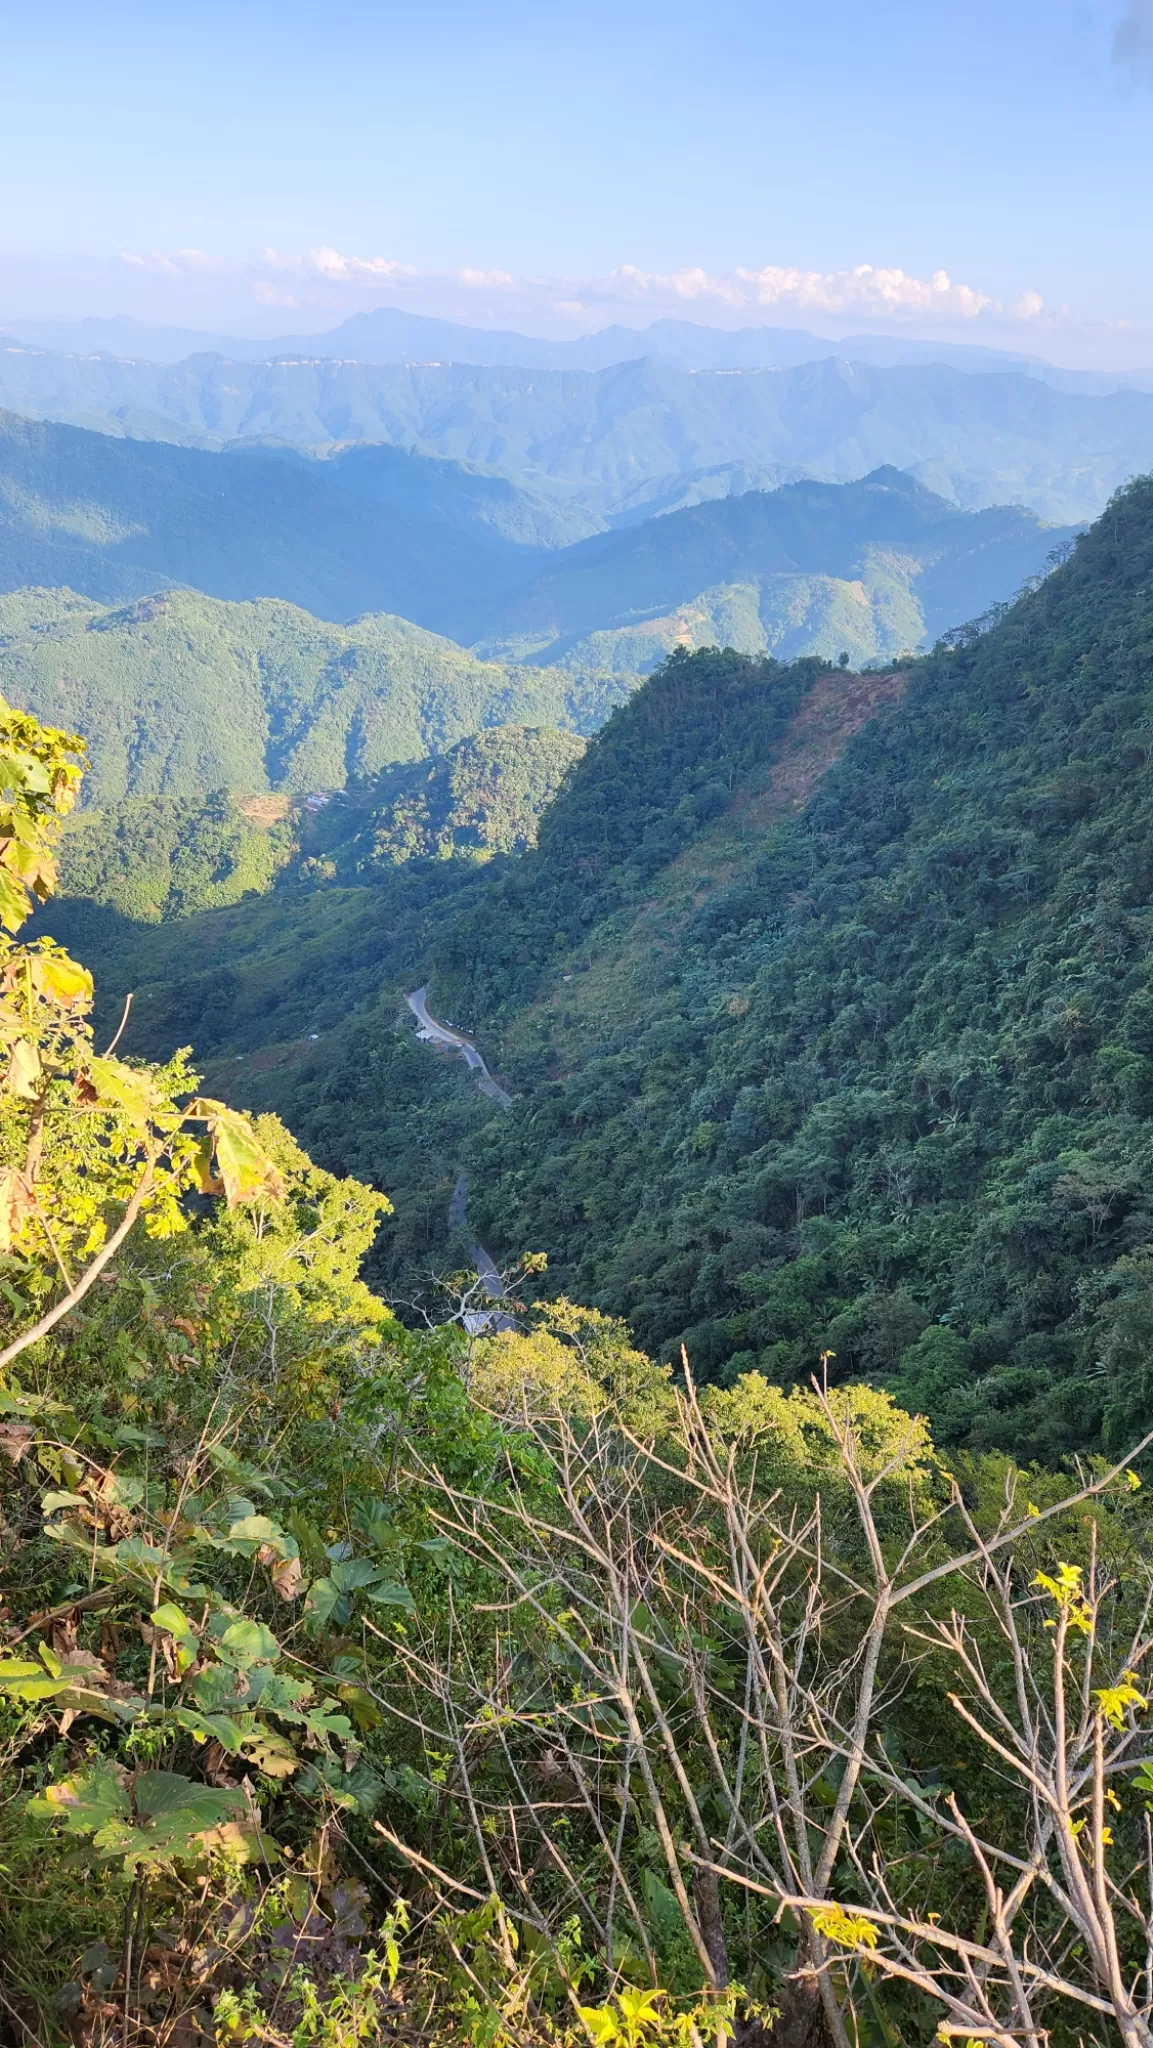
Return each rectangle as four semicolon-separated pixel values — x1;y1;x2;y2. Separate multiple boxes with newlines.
406;986;512;1107
406;986;516;1329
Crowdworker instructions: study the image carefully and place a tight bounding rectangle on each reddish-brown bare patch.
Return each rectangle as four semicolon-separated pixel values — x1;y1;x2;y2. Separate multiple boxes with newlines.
738;668;908;823
237;793;293;829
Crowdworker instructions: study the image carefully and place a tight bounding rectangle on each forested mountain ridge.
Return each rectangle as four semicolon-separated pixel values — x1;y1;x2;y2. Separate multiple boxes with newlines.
0;347;1149;522
478;466;1077;673
418;476;1153;1464
0;409;563;632
0;411;1081;675
296;723;587;871
0;431;1070;757
52;724;586;922
0;585;623;805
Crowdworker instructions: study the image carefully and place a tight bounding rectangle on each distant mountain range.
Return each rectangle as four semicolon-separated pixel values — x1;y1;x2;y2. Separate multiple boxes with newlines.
5;308;1151;393
0;347;1145;525
0;412;1074;682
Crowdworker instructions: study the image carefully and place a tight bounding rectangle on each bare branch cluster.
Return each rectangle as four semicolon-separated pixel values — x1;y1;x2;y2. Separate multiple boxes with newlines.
368;1366;1153;2048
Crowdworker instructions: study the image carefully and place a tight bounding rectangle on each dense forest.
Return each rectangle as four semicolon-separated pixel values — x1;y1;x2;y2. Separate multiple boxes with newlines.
0;423;1072;681
50;473;1153;1477
6;681;1153;2048
0;587;620;805
49;726;585;926
442;476;1153;1464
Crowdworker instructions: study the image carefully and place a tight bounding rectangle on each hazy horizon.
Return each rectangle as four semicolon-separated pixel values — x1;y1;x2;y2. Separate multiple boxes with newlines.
6;1;1153;372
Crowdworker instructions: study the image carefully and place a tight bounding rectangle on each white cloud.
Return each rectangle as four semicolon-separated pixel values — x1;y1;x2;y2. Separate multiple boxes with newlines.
118;246;1046;331
586;261;1000;322
255;248;517;293
120;247;229;278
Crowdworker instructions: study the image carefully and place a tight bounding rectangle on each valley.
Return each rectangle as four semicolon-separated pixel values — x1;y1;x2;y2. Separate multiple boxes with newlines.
10;16;1153;2043
41;474;1153;1473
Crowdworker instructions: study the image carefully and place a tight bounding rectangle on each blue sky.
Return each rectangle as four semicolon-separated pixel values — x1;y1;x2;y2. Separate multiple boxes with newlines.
3;0;1153;363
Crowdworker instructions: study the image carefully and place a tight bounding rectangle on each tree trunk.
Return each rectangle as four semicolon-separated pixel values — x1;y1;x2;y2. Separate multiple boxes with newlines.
693;1866;730;1989
737;1969;832;2048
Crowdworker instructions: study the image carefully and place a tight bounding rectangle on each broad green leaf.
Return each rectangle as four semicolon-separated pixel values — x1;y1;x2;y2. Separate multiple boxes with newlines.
151;1602;193;1638
364;1578;416;1612
188;1665;246;1713
2;1674;70;1701
37;1771;252;1872
219;1619;280;1667
237;1729;299;1779
330;1558;389;1593
170;1707;247;1751
0;864;30;934
303;1703;355;1741
245;1667;310;1713
110;1536;167;1576
0;1657;50;1695
196;1819;283;1866
28;1760;129;1827
578;2009;621;2045
226;1514;283;1547
304;1576;343;1626
337;1684;381;1734
34;950;92;1010
134;1771;236;1825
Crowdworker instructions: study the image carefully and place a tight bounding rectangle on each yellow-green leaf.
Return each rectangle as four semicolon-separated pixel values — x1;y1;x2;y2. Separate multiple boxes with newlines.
184;1100;284;1207
5;1039;41;1099
85;1056;159;1126
33;951;93;1011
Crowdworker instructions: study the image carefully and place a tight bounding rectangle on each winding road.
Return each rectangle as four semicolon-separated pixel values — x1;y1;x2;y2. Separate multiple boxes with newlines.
406;986;512;1107
405;987;516;1328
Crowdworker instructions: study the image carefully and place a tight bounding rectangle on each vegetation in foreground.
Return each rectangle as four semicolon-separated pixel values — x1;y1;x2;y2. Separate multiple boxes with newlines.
7;689;1153;2048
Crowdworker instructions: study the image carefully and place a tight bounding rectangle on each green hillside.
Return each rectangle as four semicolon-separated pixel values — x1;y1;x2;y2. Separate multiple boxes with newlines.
480;466;1077;672
56;788;295;921
0;585;625;805
299;723;587;872
59;474;1153;1465
0;408;557;633
422;479;1153;1463
53;724;586;922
